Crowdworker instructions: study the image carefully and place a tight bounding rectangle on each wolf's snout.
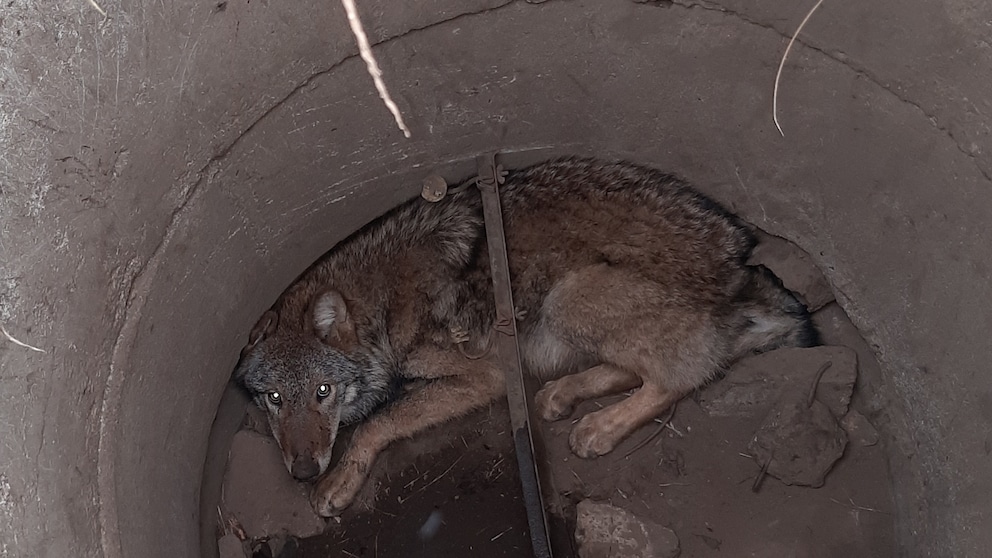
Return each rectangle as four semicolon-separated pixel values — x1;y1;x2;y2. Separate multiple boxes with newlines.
291;452;320;481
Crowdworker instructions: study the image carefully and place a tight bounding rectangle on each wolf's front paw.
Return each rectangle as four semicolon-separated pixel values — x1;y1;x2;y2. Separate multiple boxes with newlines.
534;380;574;421
569;413;620;458
310;460;369;517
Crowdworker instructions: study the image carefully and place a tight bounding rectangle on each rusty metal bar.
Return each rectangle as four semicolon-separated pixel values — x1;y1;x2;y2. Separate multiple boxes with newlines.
475;153;553;558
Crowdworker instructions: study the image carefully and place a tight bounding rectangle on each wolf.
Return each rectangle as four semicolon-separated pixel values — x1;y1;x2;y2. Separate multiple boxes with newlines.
234;156;818;517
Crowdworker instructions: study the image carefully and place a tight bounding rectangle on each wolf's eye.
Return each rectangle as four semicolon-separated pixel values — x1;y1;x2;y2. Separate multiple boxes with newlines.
267;392;282;406
316;384;331;399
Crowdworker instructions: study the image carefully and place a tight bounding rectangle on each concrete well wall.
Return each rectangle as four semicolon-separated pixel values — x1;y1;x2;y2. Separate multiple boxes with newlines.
1;1;990;556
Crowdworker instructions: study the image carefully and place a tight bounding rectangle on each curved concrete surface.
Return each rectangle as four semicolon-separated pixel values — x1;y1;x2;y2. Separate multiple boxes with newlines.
1;1;990;556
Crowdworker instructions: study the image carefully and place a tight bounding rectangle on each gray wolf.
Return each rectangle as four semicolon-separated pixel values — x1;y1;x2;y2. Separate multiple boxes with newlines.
234;157;818;517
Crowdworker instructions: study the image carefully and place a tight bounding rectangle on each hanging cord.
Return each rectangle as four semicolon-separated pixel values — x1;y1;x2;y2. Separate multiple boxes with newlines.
772;0;827;136
340;0;412;138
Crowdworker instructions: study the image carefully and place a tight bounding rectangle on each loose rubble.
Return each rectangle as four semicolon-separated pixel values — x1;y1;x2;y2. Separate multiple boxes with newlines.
701;346;859;488
841;409;880;447
700;346;858;419
574;499;680;558
748;395;849;487
813;302;887;414
220;431;326;541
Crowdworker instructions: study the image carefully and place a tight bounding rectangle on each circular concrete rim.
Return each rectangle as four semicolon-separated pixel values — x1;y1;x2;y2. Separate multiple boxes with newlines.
1;1;991;557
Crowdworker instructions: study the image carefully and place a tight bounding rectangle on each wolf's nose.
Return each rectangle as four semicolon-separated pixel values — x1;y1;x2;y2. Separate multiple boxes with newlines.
291;453;320;480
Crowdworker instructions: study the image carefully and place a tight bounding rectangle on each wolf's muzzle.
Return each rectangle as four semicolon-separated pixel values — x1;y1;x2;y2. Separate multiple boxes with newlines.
291;452;320;481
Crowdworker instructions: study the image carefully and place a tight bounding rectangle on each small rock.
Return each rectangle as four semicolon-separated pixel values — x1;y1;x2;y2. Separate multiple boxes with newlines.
748;398;848;487
813;303;886;414
748;230;835;312
575;500;680;558
700;346;858;419
217;533;248;558
841;409;880;447
221;431;326;540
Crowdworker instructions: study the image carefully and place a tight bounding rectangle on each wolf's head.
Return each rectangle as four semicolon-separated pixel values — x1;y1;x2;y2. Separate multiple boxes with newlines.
234;290;393;481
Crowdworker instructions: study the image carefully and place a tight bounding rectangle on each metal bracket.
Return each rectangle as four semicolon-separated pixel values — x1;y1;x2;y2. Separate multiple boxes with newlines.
475;153;553;558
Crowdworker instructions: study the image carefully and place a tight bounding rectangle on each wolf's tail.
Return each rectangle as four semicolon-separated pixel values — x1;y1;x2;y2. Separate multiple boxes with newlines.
730;265;820;359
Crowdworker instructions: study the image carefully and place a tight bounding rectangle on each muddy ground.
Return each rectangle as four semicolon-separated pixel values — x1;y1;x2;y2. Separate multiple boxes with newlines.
294;405;892;557
283;305;894;557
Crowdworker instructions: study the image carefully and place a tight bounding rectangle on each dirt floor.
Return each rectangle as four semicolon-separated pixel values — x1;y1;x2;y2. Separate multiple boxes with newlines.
288;328;894;557
296;404;531;557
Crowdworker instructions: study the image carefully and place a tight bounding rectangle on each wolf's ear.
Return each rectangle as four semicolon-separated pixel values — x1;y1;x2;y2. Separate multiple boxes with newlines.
312;290;357;349
242;310;278;358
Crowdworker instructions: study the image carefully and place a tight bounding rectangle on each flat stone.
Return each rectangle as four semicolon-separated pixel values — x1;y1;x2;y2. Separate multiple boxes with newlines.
574;499;680;558
700;346;858;419
748;230;835;312
812;303;887;414
221;430;326;539
217;533;247;558
748;398;849;488
841;409;880;447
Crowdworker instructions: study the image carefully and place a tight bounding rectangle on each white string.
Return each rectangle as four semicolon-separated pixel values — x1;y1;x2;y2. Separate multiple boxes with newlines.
1;324;46;353
86;0;108;17
773;0;826;137
340;0;413;138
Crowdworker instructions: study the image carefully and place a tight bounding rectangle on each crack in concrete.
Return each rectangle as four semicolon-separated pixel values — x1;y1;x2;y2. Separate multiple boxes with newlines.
670;0;784;36
669;0;992;183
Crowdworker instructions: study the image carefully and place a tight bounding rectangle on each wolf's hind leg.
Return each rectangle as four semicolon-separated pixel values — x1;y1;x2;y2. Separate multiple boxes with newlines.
568;382;683;458
311;349;505;516
534;364;641;421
